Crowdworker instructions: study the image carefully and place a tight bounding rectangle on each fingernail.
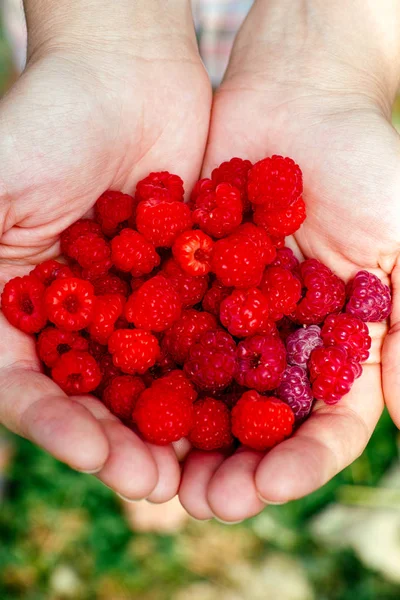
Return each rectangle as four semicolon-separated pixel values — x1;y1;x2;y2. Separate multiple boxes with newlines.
117;492;143;503
257;492;286;505
78;466;104;474
214;517;243;525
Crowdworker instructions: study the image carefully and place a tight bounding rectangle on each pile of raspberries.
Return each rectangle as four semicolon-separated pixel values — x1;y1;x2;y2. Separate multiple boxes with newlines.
1;156;392;452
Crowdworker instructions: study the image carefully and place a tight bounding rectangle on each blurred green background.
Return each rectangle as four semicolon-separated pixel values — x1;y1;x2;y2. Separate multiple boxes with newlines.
2;5;400;600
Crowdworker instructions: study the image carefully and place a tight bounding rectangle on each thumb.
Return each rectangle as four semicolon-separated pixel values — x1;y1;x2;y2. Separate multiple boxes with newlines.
382;255;400;425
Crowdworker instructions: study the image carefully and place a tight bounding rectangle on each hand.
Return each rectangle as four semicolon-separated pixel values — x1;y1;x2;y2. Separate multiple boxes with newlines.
179;0;400;522
0;0;211;502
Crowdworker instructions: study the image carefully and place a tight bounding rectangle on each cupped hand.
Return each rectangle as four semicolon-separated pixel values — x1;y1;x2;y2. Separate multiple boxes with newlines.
0;6;211;502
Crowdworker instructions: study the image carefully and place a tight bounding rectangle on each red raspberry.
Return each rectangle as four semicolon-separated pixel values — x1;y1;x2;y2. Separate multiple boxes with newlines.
143;346;177;385
152;369;198;403
88;339;108;361
96;352;122;394
286;324;323;368
321;313;371;363
125;276;181;332
214;381;247;410
253;196;306;238
247;155;303;209
271;247;299;271
293;259;345;325
88;293;125;344
202;280;233;316
135;171;184;203
103;375;145;421
162;309;217;364
172;230;213;276
309;345;362;404
92;273;130;298
211;157;253;212
134;387;194;444
184;330;237;392
52;350;101;395
271;236;285;249
346;270;392;322
95;190;134;237
31;260;73;287
60;219;103;257
136;197;191;248
235;334;286;392
211;233;265;288
276;365;313;421
1;275;47;333
192;182;243;238
111;228;160;276
108;329;160;374
161;258;209;308
190;177;214;204
220;288;270;338
232;391;294;450
234;223;276;265
277;316;297;342
260;266;302;321
69;232;111;278
37;327;88;367
189;398;233;450
45;278;95;331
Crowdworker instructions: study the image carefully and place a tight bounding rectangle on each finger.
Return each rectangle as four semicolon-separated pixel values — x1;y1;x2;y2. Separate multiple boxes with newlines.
145;443;181;504
383;257;400;425
172;437;192;462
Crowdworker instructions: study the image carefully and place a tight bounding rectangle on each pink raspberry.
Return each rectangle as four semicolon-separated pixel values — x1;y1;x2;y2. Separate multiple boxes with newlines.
184;330;237;392
192;181;243;238
235;334;286;392
260;266;301;321
271;247;299;271
309;345;362;405
219;288;270;338
161;258;209;308
286;325;323;368
247;155;303;209
346;270;392;322
276;365;313;421
321;313;371;363
162;309;217;364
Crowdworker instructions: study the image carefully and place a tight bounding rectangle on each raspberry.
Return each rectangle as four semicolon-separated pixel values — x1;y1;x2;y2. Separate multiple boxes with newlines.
92;273;130;298
37;327;88;367
162;309;217;364
136;171;184;203
96;352;122;394
234;223;276;265
136;197;191;248
125;276;181;332
276;316;297;342
172;230;213;276
346;270;392;322
52;350;101;395
271;247;299;271
235;334;286;392
220;288;270;338
111;228;160;276
260;266;301;321
214;381;247;410
134;386;194;445
108;329;160;374
31;260;73;286
45;278;95;331
286;325;323;368
202;280;233;316
211;157;252;212
88;293;125;344
152;369;198;403
276;365;313;421
60;219;103;257
184;330;237;392
309;345;361;404
253;196;306;237
247;155;303;209
189;398;233;450
271;236;285;249
161;258;209;308
95;190;134;237
1;275;47;333
293;259;346;325
192;182;243;238
103;375;145;421
143;346;177;385
232;391;294;450
69;232;112;278
190;177;215;204
211;233;265;288
321;313;371;363
88;339;108;361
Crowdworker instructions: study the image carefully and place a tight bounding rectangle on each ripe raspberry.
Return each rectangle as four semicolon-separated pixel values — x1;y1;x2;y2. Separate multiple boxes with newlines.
293;259;345;325
95;190;134;237
152;369;197;403
172;230;213;276
111;228;160;276
52;350;101;395
234;223;276;265
346;270;392;322
31;260;73;286
192;182;243;238
108;329;160;374
232;391;294;450
220;288;270;338
253;196;306;237
211;233;265;288
1;275;47;333
161;258;209;308
260;266;301;321
134;387;194;445
135;171;184;203
202;280;233;316
88;293;125;344
286;325;323;368
211;157;252;212
235;334;286;392
184;330;237;392
136;197;191;248
321;313;371;363
125;276;181;332
189;398;233;450
60;219;103;257
103;375;145;421
45;278;95;331
271;236;285;249
276;365;313;421
68;232;111;278
271;247;299;271
309;345;361;404
37;327;88;367
163;309;217;364
96;351;122;394
247;155;303;209
92;273;130;298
